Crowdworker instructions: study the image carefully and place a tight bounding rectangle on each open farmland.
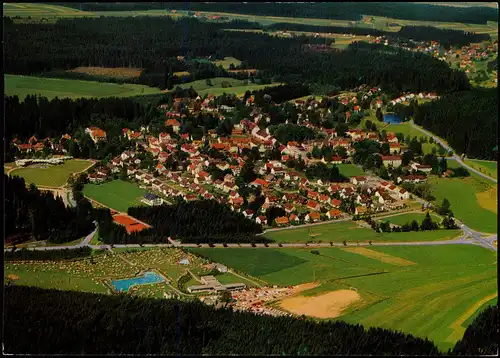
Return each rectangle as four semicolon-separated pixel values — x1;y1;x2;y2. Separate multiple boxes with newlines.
190;244;497;350
168;77;282;97
464;159;497;179
68;67;144;79
429;172;497;233
376;212;442;226
83;180;147;213
5;75;162;100
9;159;94;188
263;220;461;244
3;3;94;19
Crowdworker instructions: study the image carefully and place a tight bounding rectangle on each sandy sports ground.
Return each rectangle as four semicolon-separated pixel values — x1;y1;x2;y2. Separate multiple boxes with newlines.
279;289;360;319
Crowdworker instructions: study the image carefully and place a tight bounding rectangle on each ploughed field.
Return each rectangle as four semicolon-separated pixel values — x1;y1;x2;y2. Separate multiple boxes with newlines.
189;244;498;351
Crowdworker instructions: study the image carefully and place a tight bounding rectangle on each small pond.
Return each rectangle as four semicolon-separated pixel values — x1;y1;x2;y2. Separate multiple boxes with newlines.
383;113;402;124
111;271;165;292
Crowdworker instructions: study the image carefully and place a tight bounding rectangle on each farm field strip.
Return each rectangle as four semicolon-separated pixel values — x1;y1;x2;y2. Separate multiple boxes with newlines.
167;77;282;97
189;244;497;350
5;75;162;100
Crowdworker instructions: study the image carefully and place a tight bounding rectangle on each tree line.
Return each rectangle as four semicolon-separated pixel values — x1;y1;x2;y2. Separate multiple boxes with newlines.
57;2;498;24
413;88;498;160
5;175;94;244
4;285;444;355
4;247;92;261
4;17;472;95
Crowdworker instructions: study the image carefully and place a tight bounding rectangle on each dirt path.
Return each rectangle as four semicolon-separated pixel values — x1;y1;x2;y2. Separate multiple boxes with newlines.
229;269;264;288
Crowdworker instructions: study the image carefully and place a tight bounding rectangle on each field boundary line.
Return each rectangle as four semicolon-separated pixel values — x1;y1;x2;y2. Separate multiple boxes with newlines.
446;292;498;342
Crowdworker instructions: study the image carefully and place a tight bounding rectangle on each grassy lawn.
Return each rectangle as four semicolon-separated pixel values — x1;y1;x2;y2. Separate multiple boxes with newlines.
9;159;93;187
169;77;282;97
336;163;366;177
464;159;497;179
83;179;148;212
377;212;442;226
190;244;497;351
5;75;162;100
263;220;461;243
384;122;440;154
429;174;497;233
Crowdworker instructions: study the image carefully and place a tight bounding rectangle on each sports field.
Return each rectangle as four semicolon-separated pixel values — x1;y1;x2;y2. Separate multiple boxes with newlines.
83;179;147;213
376;212;442;226
170;77;282;97
9;159;94;188
190;244;497;350
464;159;497;179
5;75;162;100
263;220;461;243
429;173;497;233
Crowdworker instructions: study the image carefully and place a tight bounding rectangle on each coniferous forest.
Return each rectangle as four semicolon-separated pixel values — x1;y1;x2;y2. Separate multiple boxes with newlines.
413;89;498;159
5;175;94;244
4;285;443;355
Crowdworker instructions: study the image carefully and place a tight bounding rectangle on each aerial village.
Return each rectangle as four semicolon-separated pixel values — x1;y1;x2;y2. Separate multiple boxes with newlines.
10;84;446;236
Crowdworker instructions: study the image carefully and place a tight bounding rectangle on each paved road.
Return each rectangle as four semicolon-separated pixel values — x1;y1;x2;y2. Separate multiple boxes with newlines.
409;120;497;184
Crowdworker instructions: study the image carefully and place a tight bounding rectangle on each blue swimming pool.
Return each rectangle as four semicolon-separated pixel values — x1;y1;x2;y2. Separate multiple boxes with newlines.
111;271;165;292
383;113;402;124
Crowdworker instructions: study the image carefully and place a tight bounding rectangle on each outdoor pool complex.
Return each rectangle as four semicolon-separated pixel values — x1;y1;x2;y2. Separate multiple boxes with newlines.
111;271;164;292
383;113;402;124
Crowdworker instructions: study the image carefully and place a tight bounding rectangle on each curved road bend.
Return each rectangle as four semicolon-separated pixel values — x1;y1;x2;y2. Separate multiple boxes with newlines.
409;120;497;184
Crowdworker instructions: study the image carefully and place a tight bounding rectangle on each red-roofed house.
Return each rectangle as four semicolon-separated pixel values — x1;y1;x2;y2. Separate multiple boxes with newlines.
307;200;321;211
305;211;321;223
381;156;402;167
326;209;341;219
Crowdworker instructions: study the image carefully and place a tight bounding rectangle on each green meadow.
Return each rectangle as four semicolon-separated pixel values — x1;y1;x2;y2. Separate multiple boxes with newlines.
9;159;94;188
170;77;282;97
377;212;442;226
263;220;461;243
429;170;497;233
5;75;162;100
190;244;497;351
83;179;147;212
464;159;497;179
336;163;366;177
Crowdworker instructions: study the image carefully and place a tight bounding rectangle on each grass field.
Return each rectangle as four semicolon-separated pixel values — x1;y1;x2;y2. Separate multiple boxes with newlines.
83;180;147;212
68;67;144;79
190;244;497;350
3;3;94;19
9;159;93;187
263;220;461;243
336;163;366;177
5;75;162;100
429;173;497;233
170;77;282;97
377;212;442;226
464;159;497;179
383;122;440;154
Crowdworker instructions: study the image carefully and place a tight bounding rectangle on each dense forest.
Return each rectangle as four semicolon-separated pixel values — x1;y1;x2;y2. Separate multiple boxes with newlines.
450;305;498;356
5;175;94;244
4;247;92;261
127;200;264;244
413;88;498;159
4;17;471;95
57;2;498;24
4;285;444;355
89;200;265;245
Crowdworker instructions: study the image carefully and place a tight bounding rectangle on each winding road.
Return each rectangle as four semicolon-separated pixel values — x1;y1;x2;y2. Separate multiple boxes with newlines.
409;120;497;184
